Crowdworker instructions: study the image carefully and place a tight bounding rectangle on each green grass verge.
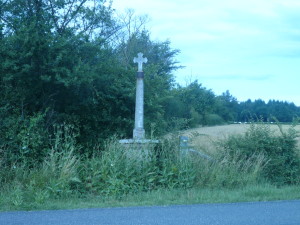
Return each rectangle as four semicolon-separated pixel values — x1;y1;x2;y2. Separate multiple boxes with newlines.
1;184;299;212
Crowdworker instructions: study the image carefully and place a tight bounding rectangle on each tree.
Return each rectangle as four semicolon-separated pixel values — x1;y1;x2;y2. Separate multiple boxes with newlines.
215;90;238;122
0;0;117;114
0;0;123;155
170;81;216;127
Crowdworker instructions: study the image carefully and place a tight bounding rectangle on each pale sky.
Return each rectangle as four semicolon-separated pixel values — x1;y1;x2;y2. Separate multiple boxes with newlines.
112;0;300;106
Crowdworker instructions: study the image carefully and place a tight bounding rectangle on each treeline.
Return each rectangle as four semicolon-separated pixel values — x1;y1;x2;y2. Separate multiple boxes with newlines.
0;0;299;160
164;84;300;128
238;99;300;123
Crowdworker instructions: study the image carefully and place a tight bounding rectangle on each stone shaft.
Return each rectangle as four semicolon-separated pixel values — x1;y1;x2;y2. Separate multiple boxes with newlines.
133;76;145;139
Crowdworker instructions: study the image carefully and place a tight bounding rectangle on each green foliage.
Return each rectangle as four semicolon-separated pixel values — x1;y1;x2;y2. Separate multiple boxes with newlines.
209;152;266;188
0;124;81;209
0;0;185;145
189;107;202;127
0;112;49;167
215;90;239;122
78;138;196;196
76;136;264;195
165;81;217;128
0;131;286;210
221;123;300;185
1;134;263;202
238;99;300;122
205;114;225;126
0;0;133;145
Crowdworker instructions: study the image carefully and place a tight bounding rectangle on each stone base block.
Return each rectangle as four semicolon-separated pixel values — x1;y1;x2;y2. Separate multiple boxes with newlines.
119;139;159;161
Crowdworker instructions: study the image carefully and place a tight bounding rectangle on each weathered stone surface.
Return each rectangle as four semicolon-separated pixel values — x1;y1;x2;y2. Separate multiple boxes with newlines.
132;53;147;140
119;139;159;161
119;139;159;144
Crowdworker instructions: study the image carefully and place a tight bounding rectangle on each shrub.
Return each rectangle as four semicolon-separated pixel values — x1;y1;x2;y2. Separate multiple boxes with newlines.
189;108;202;128
0;112;50;167
221;123;300;185
0;124;81;208
204;113;225;126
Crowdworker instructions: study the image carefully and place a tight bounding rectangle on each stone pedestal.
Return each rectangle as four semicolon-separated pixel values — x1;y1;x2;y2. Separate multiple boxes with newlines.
119;139;159;161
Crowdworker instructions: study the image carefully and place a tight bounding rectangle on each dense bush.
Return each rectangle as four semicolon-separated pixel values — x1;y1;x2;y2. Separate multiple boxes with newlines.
221;123;300;185
0;113;50;167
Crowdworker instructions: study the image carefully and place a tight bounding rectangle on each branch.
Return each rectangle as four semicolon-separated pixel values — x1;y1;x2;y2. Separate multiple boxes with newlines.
60;0;76;30
48;0;61;33
0;0;9;8
61;0;88;31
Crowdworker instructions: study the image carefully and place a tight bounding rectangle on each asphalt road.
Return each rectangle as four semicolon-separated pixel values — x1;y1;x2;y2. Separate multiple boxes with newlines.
1;200;300;225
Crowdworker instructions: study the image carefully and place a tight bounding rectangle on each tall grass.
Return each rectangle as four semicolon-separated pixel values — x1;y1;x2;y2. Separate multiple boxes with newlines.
0;125;81;210
1;123;299;211
79;138;197;196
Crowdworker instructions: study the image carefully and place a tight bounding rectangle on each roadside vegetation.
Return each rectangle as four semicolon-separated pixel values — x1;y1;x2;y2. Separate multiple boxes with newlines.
1;123;300;211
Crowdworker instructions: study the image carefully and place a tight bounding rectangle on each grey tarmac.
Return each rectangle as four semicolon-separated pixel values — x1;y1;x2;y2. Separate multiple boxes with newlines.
1;200;300;225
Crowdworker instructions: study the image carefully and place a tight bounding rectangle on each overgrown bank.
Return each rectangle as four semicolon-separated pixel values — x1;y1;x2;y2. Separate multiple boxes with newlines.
1;123;299;211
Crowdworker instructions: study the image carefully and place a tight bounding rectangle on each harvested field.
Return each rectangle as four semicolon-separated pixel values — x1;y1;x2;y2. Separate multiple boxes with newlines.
180;124;300;154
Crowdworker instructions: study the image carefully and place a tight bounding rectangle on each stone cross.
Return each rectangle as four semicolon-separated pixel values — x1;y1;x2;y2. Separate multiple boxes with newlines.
133;53;147;139
133;53;148;72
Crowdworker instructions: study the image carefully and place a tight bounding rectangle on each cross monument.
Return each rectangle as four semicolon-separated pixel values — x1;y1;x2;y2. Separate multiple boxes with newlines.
119;52;158;159
133;53;147;139
133;52;148;72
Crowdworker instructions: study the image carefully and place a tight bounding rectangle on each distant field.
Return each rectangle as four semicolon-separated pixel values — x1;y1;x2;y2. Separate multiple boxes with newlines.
181;124;300;154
